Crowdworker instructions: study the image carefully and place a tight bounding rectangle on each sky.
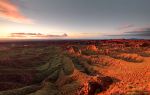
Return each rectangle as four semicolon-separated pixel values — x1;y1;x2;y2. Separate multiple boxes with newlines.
0;0;150;40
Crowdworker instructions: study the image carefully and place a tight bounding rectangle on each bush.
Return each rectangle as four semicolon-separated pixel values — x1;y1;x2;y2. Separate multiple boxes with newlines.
112;53;144;63
139;51;150;57
126;90;149;95
62;56;74;75
82;50;97;55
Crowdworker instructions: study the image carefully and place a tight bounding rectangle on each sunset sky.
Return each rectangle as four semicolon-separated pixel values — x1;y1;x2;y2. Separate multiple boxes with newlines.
0;0;150;40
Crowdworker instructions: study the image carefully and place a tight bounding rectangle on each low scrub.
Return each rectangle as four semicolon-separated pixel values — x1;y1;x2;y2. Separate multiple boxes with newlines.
113;53;144;63
82;50;97;55
126;90;149;95
139;50;150;57
62;56;74;75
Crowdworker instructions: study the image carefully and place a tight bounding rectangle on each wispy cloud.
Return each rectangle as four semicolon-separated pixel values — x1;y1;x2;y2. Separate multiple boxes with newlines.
9;33;68;38
0;0;33;24
80;32;100;35
107;27;150;39
124;28;150;36
117;24;134;30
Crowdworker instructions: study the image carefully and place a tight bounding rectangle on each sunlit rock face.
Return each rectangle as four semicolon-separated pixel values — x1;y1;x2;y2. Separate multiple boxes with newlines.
67;47;75;54
67;46;82;55
80;45;99;55
85;45;98;52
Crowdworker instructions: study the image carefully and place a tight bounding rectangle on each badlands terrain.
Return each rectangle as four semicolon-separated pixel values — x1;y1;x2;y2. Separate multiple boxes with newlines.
0;39;150;95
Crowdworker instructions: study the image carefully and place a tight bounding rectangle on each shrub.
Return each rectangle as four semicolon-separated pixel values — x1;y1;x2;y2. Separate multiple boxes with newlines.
139;50;150;57
82;50;97;55
62;56;74;75
126;90;149;95
112;53;144;63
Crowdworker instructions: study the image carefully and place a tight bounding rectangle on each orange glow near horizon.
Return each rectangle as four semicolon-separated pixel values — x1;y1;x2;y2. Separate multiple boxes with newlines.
0;23;106;39
0;24;68;39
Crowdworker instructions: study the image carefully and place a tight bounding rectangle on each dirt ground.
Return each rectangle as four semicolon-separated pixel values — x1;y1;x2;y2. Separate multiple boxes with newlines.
98;57;150;94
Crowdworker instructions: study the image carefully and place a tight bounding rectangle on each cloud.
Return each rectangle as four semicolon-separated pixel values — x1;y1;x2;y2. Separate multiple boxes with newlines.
124;28;150;36
117;24;134;30
9;33;68;38
107;27;150;39
80;32;100;34
0;0;33;24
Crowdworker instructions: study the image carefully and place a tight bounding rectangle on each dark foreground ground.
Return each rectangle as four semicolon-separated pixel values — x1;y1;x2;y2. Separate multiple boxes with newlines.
0;39;150;95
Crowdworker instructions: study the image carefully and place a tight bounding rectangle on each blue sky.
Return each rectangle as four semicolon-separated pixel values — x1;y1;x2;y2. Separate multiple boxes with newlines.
0;0;150;39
